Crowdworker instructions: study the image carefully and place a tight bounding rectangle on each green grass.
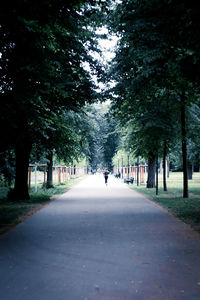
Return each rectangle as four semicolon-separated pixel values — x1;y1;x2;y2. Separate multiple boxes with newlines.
0;176;87;234
129;172;200;232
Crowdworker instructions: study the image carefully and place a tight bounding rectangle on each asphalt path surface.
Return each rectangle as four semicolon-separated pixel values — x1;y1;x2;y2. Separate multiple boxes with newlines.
1;174;200;300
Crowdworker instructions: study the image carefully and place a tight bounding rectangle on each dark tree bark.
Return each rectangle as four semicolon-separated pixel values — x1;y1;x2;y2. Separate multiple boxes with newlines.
188;163;193;180
8;136;32;200
181;95;189;198
47;151;54;188
156;154;159;195
147;152;156;188
163;141;167;191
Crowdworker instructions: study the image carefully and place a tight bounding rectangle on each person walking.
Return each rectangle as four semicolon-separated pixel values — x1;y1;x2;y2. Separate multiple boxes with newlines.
103;168;109;185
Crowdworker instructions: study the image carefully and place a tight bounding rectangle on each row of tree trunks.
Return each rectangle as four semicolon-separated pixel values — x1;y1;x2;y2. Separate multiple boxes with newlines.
147;156;192;194
146;95;189;199
8;136;55;200
147;146;168;191
8;95;190;201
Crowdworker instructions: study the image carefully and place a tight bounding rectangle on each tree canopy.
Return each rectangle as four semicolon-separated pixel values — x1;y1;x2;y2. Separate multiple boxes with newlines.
106;0;200;196
0;0;110;198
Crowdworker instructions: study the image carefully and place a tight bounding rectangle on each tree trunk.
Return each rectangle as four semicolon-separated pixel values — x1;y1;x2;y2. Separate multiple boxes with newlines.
159;160;163;174
147;152;156;188
181;95;188;198
188;163;193;180
137;157;140;186
163;142;167;191
167;158;170;178
156;154;159;195
47;151;54;188
9;138;32;200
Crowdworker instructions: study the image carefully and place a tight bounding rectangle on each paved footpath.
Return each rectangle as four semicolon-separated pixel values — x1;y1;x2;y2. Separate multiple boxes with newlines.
1;175;200;300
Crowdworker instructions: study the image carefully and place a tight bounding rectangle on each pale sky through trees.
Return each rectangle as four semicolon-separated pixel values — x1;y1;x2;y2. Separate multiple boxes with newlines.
83;26;118;93
96;26;117;63
95;26;118;92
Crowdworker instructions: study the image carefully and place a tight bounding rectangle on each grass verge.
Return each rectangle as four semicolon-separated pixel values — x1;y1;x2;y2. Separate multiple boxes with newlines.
0;176;87;236
129;172;200;233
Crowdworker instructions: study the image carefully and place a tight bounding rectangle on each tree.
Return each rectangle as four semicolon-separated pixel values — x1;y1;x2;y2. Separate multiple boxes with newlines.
82;103;119;171
30;109;90;188
107;0;200;196
0;0;107;199
102;112;120;171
